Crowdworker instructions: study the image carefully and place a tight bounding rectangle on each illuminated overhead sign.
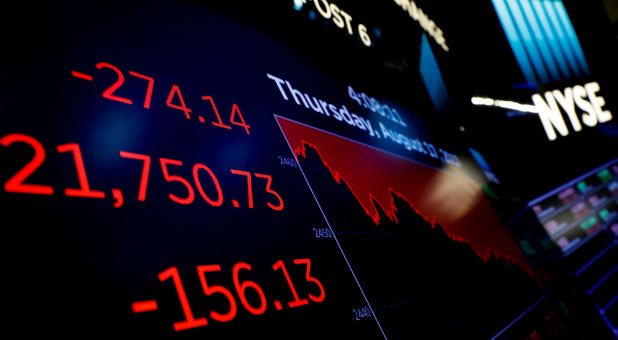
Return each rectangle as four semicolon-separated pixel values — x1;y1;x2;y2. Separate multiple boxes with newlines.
492;0;589;85
472;82;613;141
393;0;448;51
532;82;613;141
293;0;372;46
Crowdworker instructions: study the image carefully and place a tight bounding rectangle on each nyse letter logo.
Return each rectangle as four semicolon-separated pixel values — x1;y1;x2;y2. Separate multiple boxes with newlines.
532;82;613;141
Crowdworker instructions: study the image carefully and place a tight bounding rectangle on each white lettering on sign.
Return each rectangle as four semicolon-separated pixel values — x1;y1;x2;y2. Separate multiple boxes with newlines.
393;0;448;51
296;0;372;47
532;82;613;141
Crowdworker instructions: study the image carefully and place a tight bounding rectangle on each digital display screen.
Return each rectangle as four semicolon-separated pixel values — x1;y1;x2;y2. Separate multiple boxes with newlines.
529;159;618;254
2;1;617;339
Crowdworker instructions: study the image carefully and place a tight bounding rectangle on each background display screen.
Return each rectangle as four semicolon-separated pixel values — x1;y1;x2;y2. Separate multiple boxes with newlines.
2;0;617;339
529;160;617;254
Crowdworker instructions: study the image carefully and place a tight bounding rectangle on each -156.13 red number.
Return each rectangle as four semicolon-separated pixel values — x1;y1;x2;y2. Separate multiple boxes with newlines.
146;258;324;331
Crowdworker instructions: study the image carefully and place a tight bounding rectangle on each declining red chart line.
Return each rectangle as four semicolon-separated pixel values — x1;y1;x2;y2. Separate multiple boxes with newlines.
275;116;540;283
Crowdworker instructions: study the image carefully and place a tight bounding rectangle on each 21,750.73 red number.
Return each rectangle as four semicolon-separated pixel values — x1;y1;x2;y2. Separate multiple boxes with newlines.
1;133;284;210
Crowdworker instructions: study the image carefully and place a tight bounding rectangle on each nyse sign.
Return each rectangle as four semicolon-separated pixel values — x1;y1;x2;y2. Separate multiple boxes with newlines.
532;82;613;141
